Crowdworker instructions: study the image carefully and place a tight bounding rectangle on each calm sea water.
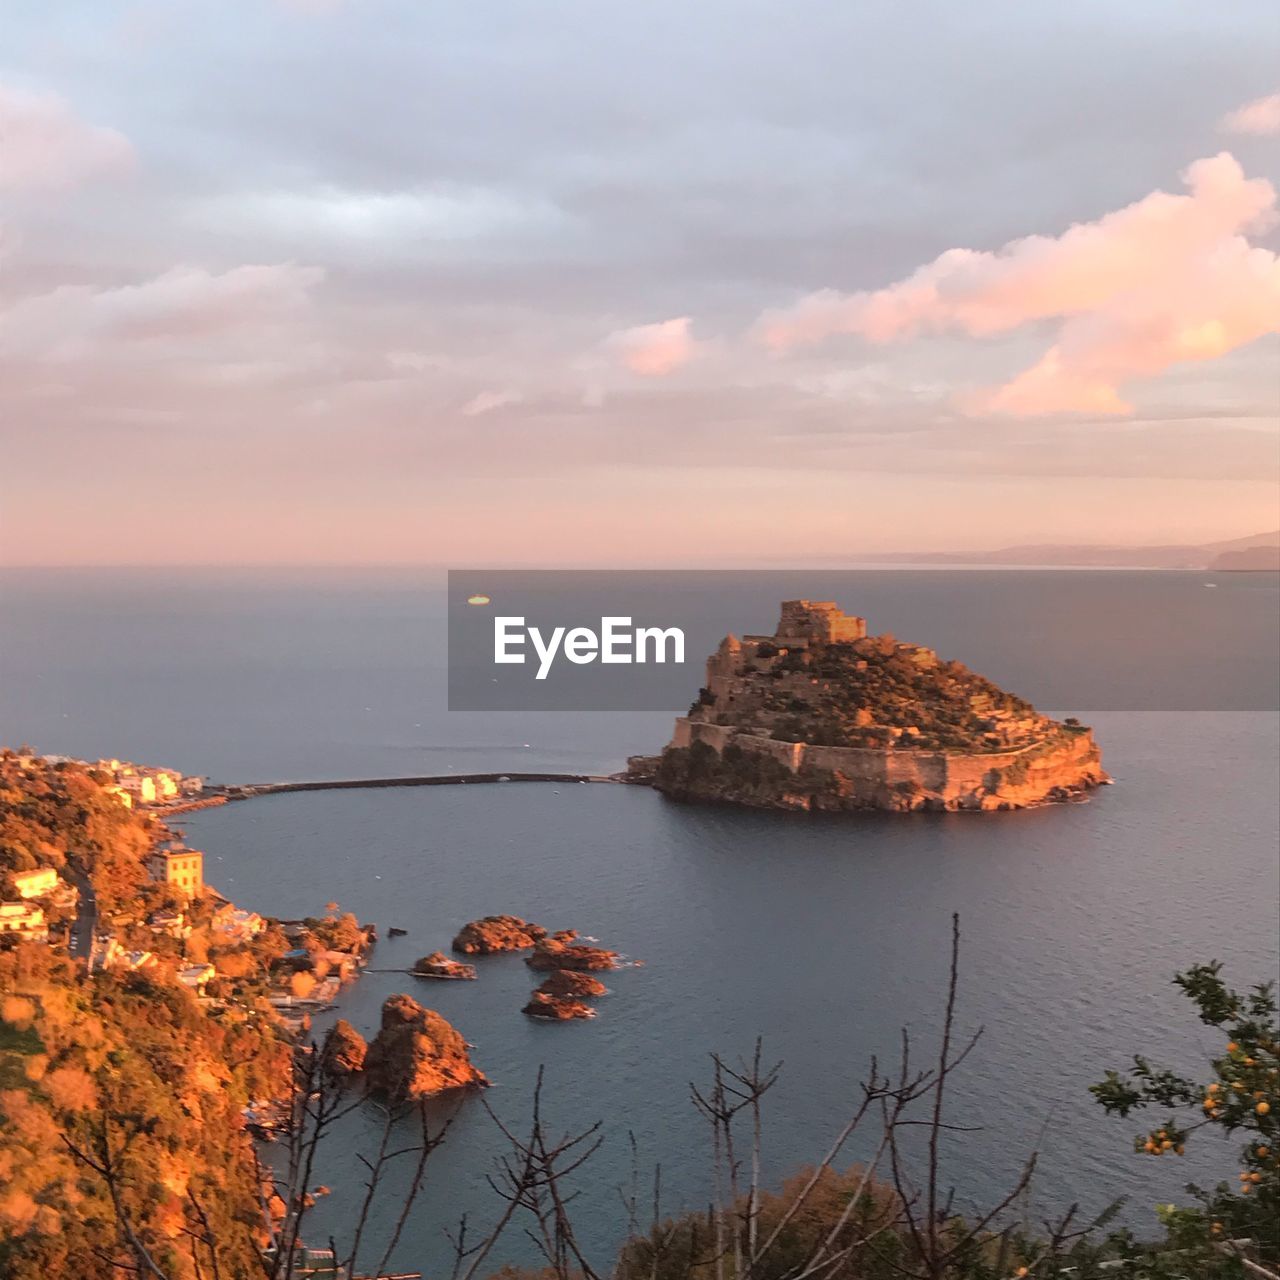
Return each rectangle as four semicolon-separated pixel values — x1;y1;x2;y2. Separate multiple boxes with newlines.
1;569;1277;1270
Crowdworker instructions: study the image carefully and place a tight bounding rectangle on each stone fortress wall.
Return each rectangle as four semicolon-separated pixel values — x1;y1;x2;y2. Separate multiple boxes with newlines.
669;713;1102;808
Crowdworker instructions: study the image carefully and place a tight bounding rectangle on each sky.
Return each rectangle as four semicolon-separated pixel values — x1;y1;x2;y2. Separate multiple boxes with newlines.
1;0;1278;566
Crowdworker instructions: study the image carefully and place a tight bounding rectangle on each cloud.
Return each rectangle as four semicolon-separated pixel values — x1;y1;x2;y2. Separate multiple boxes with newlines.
462;388;523;416
1222;92;1280;136
606;317;697;377
200;184;568;249
755;153;1280;415
0;84;135;192
2;263;324;358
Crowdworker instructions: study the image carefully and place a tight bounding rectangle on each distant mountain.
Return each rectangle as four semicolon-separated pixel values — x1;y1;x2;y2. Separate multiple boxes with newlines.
866;530;1280;570
1209;545;1280;571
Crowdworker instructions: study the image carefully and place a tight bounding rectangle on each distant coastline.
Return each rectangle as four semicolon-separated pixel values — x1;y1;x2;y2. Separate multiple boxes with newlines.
850;529;1280;571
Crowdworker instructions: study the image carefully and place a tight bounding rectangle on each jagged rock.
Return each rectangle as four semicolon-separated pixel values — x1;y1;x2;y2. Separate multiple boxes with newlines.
523;991;596;1020
363;994;487;1101
319;1019;367;1078
536;970;608;998
413;951;477;980
452;915;547;955
526;938;619;972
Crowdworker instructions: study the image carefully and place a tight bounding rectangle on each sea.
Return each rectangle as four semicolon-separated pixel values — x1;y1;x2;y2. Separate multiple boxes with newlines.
1;567;1277;1271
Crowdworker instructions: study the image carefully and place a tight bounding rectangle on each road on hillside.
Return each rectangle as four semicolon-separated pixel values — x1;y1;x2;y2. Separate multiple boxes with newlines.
67;868;98;972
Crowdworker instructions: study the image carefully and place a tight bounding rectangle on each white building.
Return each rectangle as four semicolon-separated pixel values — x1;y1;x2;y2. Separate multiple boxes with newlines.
11;868;59;900
0;901;49;941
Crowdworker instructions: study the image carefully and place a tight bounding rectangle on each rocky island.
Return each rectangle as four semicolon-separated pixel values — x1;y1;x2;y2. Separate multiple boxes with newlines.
526;937;620;972
361;993;488;1101
523;969;610;1020
412;950;478;980
536;970;609;998
631;600;1108;813
452;914;548;954
523;991;597;1020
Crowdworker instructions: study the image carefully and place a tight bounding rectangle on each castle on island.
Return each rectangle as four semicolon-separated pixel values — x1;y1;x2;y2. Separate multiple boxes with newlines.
637;599;1108;813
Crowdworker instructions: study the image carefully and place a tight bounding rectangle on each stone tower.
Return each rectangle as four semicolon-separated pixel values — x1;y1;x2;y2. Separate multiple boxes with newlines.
775;600;867;644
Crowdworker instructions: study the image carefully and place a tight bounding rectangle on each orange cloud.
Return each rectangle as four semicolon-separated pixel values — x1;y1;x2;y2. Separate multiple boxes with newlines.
607;317;696;376
0;84;135;192
756;153;1280;415
1222;92;1280;137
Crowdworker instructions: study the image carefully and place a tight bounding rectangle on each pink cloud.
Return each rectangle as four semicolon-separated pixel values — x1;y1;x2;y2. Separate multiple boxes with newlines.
0;84;135;192
755;153;1280;415
607;317;696;376
1222;92;1280;137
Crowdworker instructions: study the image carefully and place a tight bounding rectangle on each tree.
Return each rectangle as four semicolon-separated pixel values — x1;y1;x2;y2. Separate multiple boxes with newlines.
1093;961;1279;1276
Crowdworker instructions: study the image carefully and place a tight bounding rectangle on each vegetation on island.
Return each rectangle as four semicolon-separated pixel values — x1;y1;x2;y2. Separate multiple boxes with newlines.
656;740;844;807
708;634;1046;753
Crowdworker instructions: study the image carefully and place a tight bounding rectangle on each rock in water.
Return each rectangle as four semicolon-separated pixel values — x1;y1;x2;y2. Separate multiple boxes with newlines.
536;970;608;998
320;1019;367;1078
526;938;619;972
635;599;1108;813
523;992;596;1020
363;994;487;1101
452;915;548;955
413;951;477;979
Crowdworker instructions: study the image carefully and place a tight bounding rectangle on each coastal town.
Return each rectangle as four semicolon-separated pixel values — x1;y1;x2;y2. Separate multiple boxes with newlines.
0;751;395;1277
0;748;637;1278
1;753;371;1023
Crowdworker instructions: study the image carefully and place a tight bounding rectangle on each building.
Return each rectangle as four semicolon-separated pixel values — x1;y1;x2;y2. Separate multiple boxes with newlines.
105;784;133;809
11;868;59;899
148;908;189;938
177;963;216;992
148;847;204;898
153;770;181;801
119;774;158;805
102;939;156;971
212;905;265;941
0;901;49;941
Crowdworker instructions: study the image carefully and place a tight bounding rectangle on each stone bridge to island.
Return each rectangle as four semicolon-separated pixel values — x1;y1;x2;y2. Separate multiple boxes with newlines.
218;771;620;800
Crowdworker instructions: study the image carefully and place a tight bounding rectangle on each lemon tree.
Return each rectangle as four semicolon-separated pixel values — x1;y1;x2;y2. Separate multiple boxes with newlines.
1092;962;1278;1273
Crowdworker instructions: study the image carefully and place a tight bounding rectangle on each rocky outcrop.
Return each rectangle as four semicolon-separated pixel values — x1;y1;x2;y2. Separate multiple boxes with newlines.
363;994;487;1101
413;951;477;980
452;915;547;955
536;970;608;998
523;992;596;1020
320;1019;367;1078
526;938;619;972
639;600;1109;814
